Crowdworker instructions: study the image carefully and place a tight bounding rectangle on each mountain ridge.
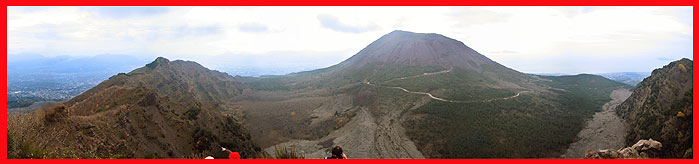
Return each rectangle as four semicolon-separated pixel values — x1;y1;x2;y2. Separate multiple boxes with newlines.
8;57;260;158
616;58;693;158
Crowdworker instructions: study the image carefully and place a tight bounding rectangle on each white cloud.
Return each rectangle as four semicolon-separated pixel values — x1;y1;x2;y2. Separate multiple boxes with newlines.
317;14;379;33
6;6;693;74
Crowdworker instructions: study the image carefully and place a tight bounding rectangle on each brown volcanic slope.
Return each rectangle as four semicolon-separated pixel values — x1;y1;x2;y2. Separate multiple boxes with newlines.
337;30;509;72
246;30;540;96
323;30;530;85
67;57;244;106
616;58;693;158
8;57;259;158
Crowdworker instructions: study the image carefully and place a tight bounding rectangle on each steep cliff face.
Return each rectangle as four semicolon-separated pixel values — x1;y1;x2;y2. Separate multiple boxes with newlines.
616;58;693;158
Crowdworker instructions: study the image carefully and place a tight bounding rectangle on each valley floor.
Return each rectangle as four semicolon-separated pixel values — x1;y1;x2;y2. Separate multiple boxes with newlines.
562;89;632;158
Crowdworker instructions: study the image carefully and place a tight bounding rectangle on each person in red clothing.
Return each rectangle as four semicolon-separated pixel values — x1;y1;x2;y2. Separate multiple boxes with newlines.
221;147;241;159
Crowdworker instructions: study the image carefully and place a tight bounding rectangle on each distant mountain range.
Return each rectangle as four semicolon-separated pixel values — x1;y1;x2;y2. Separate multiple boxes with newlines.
530;72;651;86
596;72;651;86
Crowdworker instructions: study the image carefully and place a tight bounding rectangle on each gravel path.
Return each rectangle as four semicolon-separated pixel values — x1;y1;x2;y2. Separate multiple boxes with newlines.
384;68;452;83
561;88;632;158
366;82;528;103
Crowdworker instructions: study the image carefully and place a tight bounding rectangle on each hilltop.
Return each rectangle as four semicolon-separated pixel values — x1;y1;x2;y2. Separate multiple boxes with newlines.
8;57;260;158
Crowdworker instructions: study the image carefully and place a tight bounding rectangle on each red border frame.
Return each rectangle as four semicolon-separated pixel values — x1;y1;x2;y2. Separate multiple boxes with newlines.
2;0;696;6
1;0;696;163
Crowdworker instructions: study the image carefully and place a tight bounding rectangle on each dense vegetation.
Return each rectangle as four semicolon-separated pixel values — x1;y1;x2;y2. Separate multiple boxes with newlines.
541;74;632;114
404;74;630;158
541;74;633;96
381;68;515;101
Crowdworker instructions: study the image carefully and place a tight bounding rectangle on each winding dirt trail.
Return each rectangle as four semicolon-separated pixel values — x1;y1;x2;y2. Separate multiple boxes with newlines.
384;68;452;83
561;89;632;158
367;82;528;103
366;82;458;102
365;70;529;103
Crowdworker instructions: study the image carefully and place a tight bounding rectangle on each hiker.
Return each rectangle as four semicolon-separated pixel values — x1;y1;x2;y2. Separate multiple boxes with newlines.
221;147;241;159
324;146;347;159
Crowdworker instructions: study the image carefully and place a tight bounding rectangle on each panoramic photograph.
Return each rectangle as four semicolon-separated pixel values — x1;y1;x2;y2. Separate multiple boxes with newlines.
5;6;693;159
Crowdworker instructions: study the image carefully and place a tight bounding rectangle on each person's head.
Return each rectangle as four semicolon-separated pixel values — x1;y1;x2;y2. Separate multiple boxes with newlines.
331;146;343;157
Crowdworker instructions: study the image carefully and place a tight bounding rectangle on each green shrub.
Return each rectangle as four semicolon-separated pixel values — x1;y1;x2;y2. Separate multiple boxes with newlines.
273;145;304;159
14;139;46;159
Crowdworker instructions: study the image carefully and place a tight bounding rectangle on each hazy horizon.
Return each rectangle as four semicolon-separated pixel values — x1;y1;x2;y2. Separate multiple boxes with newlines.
6;53;677;77
7;6;693;75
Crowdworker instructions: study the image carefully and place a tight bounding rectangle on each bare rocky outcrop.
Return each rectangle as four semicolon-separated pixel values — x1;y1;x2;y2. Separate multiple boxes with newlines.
262;88;430;159
264;100;427;159
584;139;662;159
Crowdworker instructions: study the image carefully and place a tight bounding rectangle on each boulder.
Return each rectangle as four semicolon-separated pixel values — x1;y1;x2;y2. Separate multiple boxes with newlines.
618;147;640;158
584;139;662;159
631;138;662;157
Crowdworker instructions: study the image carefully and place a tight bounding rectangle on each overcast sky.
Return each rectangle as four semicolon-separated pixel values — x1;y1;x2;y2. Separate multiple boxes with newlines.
7;6;693;75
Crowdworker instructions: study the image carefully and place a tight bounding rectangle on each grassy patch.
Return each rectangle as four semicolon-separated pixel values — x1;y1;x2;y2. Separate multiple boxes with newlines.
273;145;305;159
